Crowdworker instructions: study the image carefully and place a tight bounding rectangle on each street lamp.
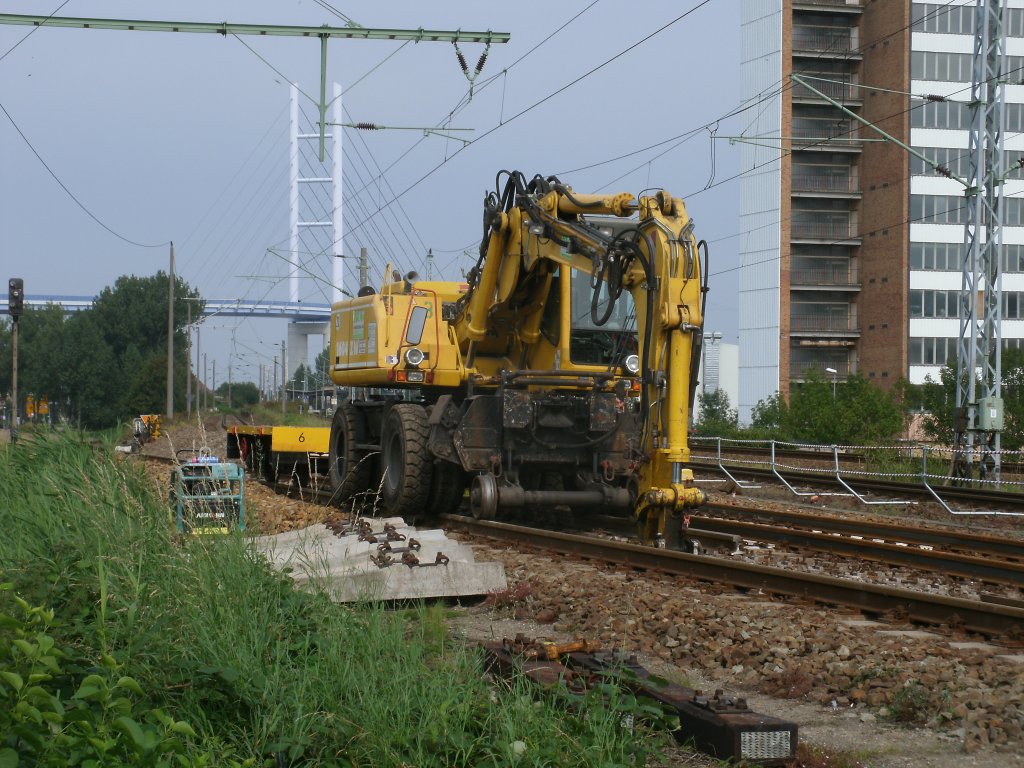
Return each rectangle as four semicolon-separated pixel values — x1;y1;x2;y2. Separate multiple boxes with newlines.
825;367;838;444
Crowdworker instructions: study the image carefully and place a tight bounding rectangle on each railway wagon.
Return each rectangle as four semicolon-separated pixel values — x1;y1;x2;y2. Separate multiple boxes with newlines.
227;424;331;484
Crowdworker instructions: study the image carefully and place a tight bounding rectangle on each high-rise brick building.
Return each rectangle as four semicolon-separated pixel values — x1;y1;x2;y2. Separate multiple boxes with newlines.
738;0;1024;422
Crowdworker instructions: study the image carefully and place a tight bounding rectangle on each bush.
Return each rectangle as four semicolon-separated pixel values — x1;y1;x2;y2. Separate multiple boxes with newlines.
0;585;223;766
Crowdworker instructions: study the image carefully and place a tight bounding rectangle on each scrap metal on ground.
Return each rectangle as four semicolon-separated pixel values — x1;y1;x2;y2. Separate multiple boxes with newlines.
483;633;797;765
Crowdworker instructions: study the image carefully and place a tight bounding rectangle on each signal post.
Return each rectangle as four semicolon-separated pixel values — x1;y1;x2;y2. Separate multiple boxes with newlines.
7;277;24;441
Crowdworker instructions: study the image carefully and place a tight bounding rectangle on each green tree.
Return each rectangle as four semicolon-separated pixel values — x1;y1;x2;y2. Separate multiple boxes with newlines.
1003;348;1024;450
217;381;259;407
290;363;311;391
313;347;330;388
749;374;905;445
63;313;119;427
788;372;905;445
91;271;202;421
751;392;788;433
694;388;738;436
914;348;1024;450
0;273;202;429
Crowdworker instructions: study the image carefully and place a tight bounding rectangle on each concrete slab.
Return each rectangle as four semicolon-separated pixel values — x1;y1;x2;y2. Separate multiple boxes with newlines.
948;642;1000;652
322;561;508;602
252;520;507;603
877;630;940;639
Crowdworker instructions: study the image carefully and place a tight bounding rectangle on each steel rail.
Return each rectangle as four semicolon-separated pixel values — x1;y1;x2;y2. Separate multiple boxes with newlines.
689;461;1024;506
688;516;1024;586
439;515;1024;636
691;444;1024;478
699;504;1024;559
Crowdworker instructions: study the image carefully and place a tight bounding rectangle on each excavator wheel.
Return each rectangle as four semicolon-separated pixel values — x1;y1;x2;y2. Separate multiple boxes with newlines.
420;459;468;523
328;402;372;505
380;403;433;518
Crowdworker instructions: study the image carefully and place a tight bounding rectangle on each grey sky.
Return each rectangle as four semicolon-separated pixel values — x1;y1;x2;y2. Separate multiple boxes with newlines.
1;0;743;390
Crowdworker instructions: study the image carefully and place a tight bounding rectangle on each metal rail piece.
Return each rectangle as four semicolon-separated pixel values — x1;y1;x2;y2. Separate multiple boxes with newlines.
830;445;911;506
920;446;1024;517
688;516;1024;585
442;516;1024;636
482;636;797;766
771;440;850;498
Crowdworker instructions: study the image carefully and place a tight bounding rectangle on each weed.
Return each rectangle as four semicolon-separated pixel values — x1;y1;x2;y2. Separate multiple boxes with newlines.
761;662;816;699
887;681;934;724
794;742;871;768
0;432;667;766
482;581;534;612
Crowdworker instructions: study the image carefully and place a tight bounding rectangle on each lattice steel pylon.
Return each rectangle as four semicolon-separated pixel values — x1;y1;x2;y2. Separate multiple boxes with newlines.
953;0;1007;483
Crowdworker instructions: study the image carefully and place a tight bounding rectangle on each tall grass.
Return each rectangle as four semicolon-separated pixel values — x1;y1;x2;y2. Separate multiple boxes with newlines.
0;433;664;766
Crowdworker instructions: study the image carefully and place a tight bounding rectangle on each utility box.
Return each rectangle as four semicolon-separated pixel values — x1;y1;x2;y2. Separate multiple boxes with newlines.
978;397;1004;431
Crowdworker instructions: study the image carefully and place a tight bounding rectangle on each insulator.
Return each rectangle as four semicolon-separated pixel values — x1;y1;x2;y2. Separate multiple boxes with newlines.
456;49;468;73
475;51;488;74
924;94;946;102
356;122;380;130
936;164;952;178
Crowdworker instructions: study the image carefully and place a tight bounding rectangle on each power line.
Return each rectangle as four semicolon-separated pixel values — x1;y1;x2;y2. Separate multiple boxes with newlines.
0;0;72;64
0;99;168;248
265;0;607;259
342;0;719;242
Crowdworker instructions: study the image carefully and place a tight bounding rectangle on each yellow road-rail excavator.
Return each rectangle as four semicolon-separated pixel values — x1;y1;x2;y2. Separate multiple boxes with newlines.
315;172;708;544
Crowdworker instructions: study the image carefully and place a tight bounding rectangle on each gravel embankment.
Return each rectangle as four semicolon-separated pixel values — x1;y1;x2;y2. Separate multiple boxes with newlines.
135;420;1024;766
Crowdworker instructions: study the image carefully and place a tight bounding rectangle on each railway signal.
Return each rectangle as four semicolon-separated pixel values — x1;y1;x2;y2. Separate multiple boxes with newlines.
7;277;23;439
8;277;24;317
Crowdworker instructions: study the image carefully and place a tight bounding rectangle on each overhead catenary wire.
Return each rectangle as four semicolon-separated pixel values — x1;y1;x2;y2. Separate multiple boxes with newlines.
566;1;963;192
305;0;719;253
264;0;612;279
0;0;72;64
0;99;169;248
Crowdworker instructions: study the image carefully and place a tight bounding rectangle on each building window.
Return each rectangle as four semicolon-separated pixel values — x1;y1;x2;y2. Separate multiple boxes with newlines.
911;51;1024;83
909;336;957;366
910;242;1024;272
911;100;1024;132
1007;292;1024;320
911;195;1024;226
911;145;1024;180
912;3;1024;38
910;289;961;318
911;291;1024;320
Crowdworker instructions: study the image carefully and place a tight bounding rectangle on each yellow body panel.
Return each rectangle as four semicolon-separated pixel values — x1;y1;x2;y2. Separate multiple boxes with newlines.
329;281;468;387
229;425;329;454
271;426;330;454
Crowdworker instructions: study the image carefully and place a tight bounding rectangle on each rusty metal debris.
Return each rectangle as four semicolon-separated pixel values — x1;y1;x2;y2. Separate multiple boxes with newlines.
482;635;797;766
370;549;451;569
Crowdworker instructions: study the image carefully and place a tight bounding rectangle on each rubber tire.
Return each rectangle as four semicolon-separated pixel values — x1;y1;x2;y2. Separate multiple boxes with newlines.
328;402;371;504
379;403;433;518
422;460;468;522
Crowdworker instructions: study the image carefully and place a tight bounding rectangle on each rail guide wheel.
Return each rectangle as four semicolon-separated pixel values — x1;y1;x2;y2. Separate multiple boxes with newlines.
470;473;499;520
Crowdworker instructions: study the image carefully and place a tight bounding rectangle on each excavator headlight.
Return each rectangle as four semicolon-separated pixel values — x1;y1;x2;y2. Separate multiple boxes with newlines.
624;354;640;375
405;347;425;367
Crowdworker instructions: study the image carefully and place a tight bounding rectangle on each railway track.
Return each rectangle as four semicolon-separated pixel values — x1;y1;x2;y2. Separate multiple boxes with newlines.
268;477;1024;587
689;460;1024;507
438;514;1024;637
698;503;1024;558
138;453;1024;635
690;442;1024;476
